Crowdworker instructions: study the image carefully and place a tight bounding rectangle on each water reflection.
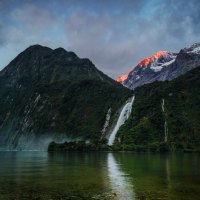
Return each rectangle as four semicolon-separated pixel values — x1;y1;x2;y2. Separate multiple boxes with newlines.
107;153;135;200
1;152;200;200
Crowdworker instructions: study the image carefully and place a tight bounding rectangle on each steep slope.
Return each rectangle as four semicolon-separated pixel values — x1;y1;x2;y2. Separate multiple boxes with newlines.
116;67;200;151
117;43;200;90
0;45;131;150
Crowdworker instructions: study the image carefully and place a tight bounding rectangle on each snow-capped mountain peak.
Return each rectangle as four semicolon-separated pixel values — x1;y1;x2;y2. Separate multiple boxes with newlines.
116;50;176;83
138;51;168;67
182;43;200;54
138;51;176;72
116;43;200;90
116;74;128;83
116;69;135;83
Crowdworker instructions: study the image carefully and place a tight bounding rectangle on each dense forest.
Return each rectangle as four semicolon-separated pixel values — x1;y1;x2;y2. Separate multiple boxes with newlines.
116;66;200;152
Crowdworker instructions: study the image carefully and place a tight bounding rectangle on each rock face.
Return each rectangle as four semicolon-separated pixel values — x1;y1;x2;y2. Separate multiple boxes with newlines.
0;45;131;150
117;43;200;90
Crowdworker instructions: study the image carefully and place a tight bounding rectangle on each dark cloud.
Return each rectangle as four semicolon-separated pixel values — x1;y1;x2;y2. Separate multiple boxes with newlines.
0;0;16;12
0;0;200;78
11;4;58;32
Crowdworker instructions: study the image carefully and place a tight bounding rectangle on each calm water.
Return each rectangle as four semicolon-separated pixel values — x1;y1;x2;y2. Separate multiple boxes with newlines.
0;152;200;200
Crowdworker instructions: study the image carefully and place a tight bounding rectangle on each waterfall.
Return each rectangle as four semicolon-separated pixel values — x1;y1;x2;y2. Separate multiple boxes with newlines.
162;98;168;142
108;96;135;146
164;121;168;142
101;108;112;136
162;98;165;112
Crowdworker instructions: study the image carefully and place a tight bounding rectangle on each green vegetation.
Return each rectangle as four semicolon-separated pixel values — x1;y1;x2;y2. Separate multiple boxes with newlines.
1;45;200;151
48;66;200;152
48;140;110;151
0;45;132;149
48;140;170;152
58;79;131;139
116;66;200;152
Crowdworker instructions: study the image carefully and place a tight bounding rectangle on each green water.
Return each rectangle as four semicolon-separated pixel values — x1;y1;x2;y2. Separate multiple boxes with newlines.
0;152;200;200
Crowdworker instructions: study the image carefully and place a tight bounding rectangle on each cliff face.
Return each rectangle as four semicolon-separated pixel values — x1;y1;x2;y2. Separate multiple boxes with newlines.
0;45;131;150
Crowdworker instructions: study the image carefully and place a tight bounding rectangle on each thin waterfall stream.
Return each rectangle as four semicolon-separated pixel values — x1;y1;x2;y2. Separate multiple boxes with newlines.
162;98;168;142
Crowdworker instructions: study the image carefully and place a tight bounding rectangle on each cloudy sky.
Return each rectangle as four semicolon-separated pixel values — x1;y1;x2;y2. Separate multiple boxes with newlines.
0;0;200;78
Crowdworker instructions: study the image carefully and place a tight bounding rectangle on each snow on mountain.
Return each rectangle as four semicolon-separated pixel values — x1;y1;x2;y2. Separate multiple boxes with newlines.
182;43;200;54
117;43;200;90
116;51;177;89
150;53;176;72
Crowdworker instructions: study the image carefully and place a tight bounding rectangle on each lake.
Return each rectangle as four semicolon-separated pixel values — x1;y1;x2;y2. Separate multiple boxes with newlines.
0;152;200;200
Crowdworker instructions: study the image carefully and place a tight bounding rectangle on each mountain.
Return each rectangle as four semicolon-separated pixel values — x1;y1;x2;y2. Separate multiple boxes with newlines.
0;45;131;150
115;66;200;151
117;43;200;90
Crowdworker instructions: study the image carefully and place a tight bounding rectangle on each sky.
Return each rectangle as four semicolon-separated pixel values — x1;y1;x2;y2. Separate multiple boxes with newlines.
0;0;200;78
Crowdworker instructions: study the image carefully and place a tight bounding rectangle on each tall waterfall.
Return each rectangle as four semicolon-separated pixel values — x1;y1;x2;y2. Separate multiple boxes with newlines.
108;96;135;146
162;98;168;142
